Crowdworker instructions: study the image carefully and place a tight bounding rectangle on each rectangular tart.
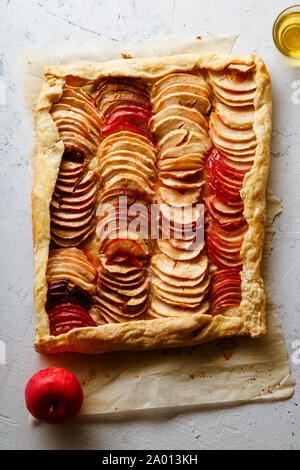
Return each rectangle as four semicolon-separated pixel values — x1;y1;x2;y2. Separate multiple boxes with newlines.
32;53;272;354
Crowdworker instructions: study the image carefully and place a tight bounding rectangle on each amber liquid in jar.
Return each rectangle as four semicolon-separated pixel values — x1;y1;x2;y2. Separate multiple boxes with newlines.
273;9;300;58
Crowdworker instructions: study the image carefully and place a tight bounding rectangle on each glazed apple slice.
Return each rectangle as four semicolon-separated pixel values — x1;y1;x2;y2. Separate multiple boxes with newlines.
101;121;154;143
49;309;95;327
104;250;143;269
158;186;202;207
213;165;243;189
209;69;256;93
101;130;155;149
208;167;243;195
204;197;246;231
207;237;242;261
211;291;242;309
154;105;208;129
48;303;96;336
211;281;242;300
106;109;152;134
210;113;256;143
152;73;209;98
212;268;241;280
103;238;147;259
207;246;243;270
154;91;210;114
101;98;151;117
208;172;242;204
210;196;244;216
150;114;206;141
210;148;251;175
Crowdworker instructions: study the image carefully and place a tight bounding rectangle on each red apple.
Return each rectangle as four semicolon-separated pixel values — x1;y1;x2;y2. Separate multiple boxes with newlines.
25;367;83;424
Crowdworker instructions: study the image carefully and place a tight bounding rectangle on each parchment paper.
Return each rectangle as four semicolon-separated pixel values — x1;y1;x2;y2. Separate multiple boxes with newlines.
23;36;294;415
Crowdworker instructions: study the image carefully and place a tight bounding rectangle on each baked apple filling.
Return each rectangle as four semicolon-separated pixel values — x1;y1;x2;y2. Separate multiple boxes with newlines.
50;156;98;247
46;248;97;335
44;63;259;336
93;78;155;323
205;65;257;315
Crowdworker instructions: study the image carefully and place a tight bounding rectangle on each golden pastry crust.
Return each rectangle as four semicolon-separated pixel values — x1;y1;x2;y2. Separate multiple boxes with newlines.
32;53;271;354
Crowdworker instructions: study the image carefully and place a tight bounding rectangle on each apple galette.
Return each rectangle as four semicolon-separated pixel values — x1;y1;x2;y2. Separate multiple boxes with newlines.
32;53;271;354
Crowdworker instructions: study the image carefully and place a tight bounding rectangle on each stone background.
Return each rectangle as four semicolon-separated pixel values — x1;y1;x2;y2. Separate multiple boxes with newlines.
0;0;299;450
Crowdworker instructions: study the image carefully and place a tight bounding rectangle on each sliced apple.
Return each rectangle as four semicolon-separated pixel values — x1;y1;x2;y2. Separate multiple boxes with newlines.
51;85;102;158
106;109;151;134
210;113;256;143
102;173;155;197
152;274;210;297
215;103;254;130
103;238;147;259
152;73;209;98
101;139;156;163
101;130;153;148
160;174;205;190
153;105;208;129
101;121;153;142
106;104;153;121
154;91;210;114
150;114;206;141
151;253;208;279
157;239;204;261
100;98;151;117
47;303;96;336
209;69;256;93
212;85;255;103
158;186;202;207
150;298;210;318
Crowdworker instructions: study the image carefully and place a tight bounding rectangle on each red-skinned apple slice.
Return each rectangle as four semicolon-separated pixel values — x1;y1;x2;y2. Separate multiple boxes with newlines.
204;197;246;231
207;236;242;261
106;110;151;134
211;281;241;299
101;99;151;117
211;289;242;307
101;121;155;144
210;148;251;176
213;164;243;189
212;268;241;278
106;105;153;122
207;246;243;270
103;238;146;259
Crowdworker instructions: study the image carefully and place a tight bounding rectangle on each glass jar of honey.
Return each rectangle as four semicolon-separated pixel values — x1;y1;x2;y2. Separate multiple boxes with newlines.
273;5;300;58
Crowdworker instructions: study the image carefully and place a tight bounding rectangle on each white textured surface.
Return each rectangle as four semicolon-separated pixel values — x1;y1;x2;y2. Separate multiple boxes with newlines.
0;0;299;450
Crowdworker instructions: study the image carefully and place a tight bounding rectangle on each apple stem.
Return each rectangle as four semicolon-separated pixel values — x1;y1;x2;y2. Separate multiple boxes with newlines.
49;405;55;415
